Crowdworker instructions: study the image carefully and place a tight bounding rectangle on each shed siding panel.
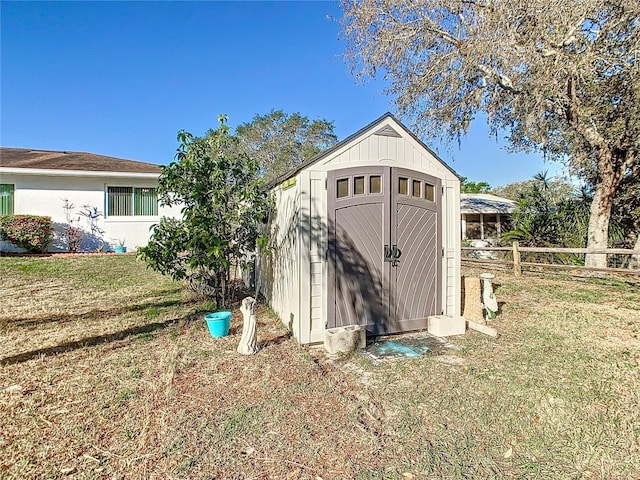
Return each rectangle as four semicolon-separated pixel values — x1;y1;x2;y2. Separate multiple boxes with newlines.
309;173;325;341
379;135;389;159
350;143;360;163
444;181;461;315
298;171;312;343
395;137;404;166
360;137;370;160
261;180;300;338
369;135;379;161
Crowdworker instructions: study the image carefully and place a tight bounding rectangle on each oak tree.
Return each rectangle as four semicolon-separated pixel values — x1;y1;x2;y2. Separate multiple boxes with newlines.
341;0;640;267
236;110;338;183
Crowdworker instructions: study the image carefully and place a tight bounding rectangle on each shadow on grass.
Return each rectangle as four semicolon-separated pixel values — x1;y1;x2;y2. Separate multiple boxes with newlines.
3;296;195;329
0;310;205;366
259;333;291;349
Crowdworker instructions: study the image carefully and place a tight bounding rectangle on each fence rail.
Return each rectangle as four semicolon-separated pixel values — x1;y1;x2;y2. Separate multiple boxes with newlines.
462;242;640;276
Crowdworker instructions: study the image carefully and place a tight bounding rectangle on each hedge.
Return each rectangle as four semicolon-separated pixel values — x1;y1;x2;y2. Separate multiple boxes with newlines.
0;215;54;253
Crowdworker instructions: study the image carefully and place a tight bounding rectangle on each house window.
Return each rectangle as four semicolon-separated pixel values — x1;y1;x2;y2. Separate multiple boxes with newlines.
484;214;498;238
0;184;14;215
107;187;158;216
465;214;481;239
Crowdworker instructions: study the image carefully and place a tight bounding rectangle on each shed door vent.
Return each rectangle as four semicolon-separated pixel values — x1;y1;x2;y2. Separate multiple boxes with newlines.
374;125;402;138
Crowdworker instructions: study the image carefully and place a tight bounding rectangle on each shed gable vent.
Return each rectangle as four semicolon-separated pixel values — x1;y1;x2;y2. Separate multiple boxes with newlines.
374;125;402;138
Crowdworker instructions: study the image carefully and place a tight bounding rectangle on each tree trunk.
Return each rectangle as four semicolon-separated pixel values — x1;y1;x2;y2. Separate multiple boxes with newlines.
585;183;614;268
632;234;640;270
584;157;623;268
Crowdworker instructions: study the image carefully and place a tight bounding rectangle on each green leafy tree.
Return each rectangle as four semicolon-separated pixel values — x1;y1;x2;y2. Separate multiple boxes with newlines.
236;110;338;182
492;173;577;205
612;172;640;250
341;0;640;267
138;115;272;307
461;178;491;194
503;174;589;250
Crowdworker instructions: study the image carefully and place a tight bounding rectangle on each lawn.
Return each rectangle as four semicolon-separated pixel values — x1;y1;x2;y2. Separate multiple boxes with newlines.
1;256;639;479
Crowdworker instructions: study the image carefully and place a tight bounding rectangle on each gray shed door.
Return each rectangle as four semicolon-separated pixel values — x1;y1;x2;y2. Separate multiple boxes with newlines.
327;166;442;335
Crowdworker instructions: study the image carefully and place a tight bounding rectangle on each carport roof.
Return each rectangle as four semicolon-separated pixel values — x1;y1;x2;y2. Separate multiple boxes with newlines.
461;193;516;214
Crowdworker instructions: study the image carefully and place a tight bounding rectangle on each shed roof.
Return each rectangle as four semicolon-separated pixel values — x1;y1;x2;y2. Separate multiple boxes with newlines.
0;147;161;174
460;194;516;214
267;113;462;189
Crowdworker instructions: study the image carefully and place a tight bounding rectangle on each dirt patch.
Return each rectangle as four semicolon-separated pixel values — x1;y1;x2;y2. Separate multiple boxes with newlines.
363;332;462;362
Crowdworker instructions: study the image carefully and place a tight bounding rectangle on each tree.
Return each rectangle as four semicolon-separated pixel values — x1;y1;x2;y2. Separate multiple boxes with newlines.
461;178;491;194
138;116;272;308
492;172;577;204
608;165;640;267
501;173;592;252
236;110;338;182
613;172;640;249
341;0;640;267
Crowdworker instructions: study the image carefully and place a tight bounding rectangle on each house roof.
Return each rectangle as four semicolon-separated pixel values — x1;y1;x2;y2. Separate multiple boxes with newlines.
0;147;161;174
460;193;517;214
266;112;462;190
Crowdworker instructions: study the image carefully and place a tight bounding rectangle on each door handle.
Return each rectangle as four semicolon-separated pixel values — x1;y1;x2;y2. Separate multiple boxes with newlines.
384;245;393;262
391;245;401;267
385;245;401;265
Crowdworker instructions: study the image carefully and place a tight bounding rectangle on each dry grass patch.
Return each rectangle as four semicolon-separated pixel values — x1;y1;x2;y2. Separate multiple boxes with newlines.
1;257;639;479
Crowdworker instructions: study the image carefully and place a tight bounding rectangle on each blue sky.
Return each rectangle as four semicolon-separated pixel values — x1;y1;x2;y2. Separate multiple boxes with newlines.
1;1;563;187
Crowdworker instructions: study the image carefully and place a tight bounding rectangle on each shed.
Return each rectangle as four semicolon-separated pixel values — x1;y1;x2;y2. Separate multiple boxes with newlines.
258;113;462;344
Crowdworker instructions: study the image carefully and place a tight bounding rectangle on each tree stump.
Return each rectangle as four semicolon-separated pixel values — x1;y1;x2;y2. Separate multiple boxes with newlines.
237;297;259;355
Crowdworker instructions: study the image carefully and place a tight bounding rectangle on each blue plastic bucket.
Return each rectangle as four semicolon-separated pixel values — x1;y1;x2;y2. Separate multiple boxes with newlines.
205;311;232;338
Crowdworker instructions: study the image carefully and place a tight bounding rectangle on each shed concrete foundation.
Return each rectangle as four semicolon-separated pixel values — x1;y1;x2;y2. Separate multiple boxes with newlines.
324;325;366;354
428;315;466;337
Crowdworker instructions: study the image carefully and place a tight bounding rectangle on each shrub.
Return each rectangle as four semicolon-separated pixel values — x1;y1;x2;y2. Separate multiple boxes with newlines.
0;215;54;253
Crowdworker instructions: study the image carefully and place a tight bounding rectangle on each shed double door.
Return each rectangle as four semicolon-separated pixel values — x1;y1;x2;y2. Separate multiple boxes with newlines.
327;166;441;335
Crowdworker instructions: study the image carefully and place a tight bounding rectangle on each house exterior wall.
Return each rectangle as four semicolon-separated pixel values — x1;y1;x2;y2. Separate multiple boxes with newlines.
263;116;461;345
0;171;181;252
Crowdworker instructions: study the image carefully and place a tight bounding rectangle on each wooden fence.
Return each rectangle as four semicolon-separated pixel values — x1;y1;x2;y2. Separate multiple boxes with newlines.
462;241;640;277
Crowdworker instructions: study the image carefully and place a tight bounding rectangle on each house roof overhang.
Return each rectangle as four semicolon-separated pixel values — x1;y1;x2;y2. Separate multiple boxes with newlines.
0;166;159;179
460;194;516;214
0;147;161;178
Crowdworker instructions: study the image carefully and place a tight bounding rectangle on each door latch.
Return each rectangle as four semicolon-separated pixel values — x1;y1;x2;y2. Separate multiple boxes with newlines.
384;245;402;266
391;245;401;267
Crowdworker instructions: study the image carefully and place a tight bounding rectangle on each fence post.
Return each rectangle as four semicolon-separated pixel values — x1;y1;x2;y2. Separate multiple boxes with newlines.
513;241;522;277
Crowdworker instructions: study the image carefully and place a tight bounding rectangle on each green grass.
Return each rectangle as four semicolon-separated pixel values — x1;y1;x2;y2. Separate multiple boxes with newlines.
1;257;639;479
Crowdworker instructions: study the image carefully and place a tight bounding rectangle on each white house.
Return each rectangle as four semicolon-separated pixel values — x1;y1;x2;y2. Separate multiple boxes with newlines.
460;193;516;241
258;113;462;344
0;147;181;252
